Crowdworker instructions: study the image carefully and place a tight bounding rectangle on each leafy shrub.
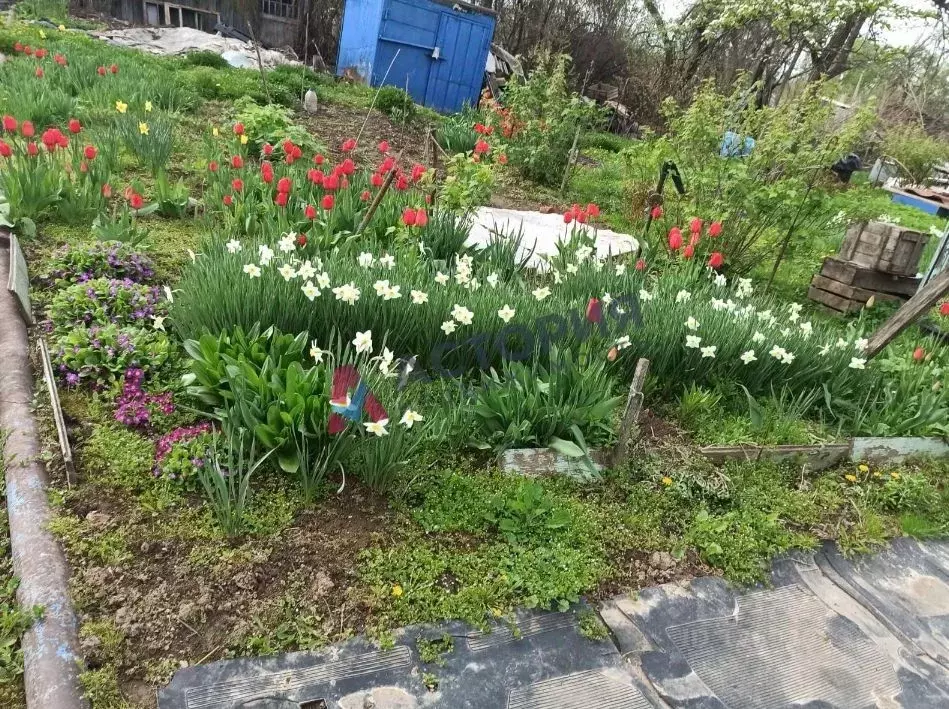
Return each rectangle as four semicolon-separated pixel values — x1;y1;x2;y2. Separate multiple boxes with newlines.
153;423;214;483
436;111;479;154
470;345;621;453
45;278;167;333
881;122;949;185
483;480;571;544
579;132;631;153
375;85;416;121
182;51;230;70
53;324;173;389
232;97;323;154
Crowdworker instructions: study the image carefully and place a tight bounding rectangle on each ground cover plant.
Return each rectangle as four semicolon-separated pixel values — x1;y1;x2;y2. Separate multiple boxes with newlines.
2;15;949;709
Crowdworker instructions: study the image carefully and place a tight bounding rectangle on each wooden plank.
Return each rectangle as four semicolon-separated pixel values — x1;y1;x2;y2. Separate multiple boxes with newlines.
501;447;607;476
851;437;949;464
820;258;920;296
867;268;949;359
808;285;861;313
38;338;74;486
699;444;851;472
610;358;650;467
6;233;32;325
811;275;902;304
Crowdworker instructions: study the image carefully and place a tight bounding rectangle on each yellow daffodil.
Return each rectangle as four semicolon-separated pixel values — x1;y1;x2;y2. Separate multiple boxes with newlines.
391;584;403;597
115;100;128;114
39;30;47;39
873;472;882;478
138;122;149;135
492;608;503;617
857;464;869;473
890;471;901;480
212;126;219;137
144;100;153;112
240;134;248;145
845;474;857;483
58;24;66;31
661;476;673;486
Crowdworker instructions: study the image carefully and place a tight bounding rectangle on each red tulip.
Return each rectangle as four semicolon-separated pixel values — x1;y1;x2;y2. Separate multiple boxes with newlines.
68;118;81;134
296;233;307;247
341;138;356;152
35;48;48;59
321;194;334;210
635;258;645;271
709;221;722;237
223;194;233;206
97;66;106;76
378;140;389;153
233;122;244;135
130;193;143;209
307;169;323;185
230;155;243;169
304;204;317;219
370;172;384;187
26;142;38;156
689;233;700;247
341;157;355;175
261;162;274;183
668;227;683;251
56;132;68;148
586;203;600;218
262;143;273;156
0;141;10;158
109;64;119;74
415;208;428;227
23;46;32;56
360;190;371;201
586;298;603;323
277;176;292;193
913;347;926;362
683;245;694;259
564;211;574;224
940;302;949;317
21;121;34;137
341;177;350;189
102;184;112;197
394;175;409;191
54;53;66;66
84;145;97;160
231;178;243;191
275;192;289;207
208;160;218;172
402;207;417;226
708;251;724;269
411;163;425;182
79;161;87;173
2;115;16;132
474;139;490;155
13;43;22;52
690;217;702;234
650;205;663;220
499;153;508;164
381;156;396;172
313;153;325;165
324;173;339;191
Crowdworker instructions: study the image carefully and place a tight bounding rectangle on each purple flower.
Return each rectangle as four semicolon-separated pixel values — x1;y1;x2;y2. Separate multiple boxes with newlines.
65;372;80;387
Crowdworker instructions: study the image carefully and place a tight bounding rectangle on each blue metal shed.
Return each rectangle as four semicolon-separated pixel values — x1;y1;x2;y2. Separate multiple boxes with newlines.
336;0;496;114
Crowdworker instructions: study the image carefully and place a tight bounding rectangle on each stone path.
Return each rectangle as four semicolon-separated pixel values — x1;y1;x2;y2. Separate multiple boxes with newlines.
159;539;949;708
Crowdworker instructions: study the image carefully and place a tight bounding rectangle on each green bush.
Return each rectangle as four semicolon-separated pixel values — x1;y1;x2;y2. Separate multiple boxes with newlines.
232;97;323;154
436;110;480;154
881;122;949;185
375;85;416;121
182;51;230;70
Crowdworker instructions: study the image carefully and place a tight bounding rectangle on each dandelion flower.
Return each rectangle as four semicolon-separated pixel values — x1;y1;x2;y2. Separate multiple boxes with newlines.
411;290;428;304
400;410;424;428
115;100;128;113
226;239;242;253
686;335;702;349
532;286;551;301
391;584;403;597
661;476;673;486
497;304;516;322
845;474;857;483
890;471;901;479
740;349;756;364
365;419;389;436
857;464;869;473
243;263;261;278
440;320;456;335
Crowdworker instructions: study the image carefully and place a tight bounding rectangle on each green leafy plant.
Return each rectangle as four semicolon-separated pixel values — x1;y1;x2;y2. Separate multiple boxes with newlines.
375;85;416;122
116;111;174;175
233;97;323;154
484;479;572;544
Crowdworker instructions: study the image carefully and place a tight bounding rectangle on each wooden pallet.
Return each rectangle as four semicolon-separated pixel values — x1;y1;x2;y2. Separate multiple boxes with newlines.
809;258;919;314
838;221;928;277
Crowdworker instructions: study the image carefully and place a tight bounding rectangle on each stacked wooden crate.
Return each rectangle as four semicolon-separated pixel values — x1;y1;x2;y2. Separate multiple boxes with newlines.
808;221;926;314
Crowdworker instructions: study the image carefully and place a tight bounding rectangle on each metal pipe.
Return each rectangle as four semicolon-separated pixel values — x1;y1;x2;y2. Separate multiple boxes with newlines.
0;237;86;709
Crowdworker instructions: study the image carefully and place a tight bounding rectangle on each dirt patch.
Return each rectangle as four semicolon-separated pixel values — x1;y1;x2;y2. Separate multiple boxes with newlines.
594;548;715;600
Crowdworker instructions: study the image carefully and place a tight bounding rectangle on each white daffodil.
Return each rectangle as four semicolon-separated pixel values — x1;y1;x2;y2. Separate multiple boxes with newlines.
278;234;296;253
855;338;869;352
487;272;499;287
576;245;593;261
382;284;402;300
358;252;375;268
789;302;803;316
373;279;390;296
701;345;717;358
616;335;631;350
309;340;327;363
278;264;297;281
243;263;261;278
591;259;604;272
725;299;737;312
685;316;700;330
163;285;174;303
411;290;428;304
333;282;360;305
736;277;752;298
364;419;389;437
752;331;766;344
187;249;197;263
352;330;373;354
566;263;579;274
532;286;551;301
818;344;830;356
317;272;331;289
259;245;274;265
375;348;396;377
711;298;726;311
713;273;727;287
440;320;457;335
849;357;866;370
836;338;848;349
615;263;626;276
226;239;242;253
435;271;449;285
552;270;563;284
497;304;516;322
639;289;653;302
781;350;795;364
799;321;813;337
451;304;474;325
602;293;613;306
379;253;395;269
686;335;702;349
400;410;424;429
152;315;165;331
788;311;800;323
756;309;772;321
676;290;691;303
467;277;481;291
780;327;791;337
740;349;756;364
301;281;320;300
769;345;787;360
297;260;317;280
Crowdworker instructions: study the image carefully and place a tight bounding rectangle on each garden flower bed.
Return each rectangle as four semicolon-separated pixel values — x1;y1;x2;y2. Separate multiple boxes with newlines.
1;18;949;709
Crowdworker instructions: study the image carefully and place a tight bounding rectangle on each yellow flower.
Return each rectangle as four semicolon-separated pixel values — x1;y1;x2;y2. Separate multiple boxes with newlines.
492;608;503;617
39;30;47;39
661;476;673;486
391;584;403;597
857;464;869;473
115;100;128;114
890;471;901;480
138;122;149;135
240;134;249;145
212;127;219;137
873;472;882;478
58;24;66;31
144;100;153;112
845;474;857;483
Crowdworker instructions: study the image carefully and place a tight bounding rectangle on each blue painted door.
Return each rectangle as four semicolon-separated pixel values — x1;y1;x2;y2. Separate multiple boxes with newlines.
374;0;441;105
425;12;491;113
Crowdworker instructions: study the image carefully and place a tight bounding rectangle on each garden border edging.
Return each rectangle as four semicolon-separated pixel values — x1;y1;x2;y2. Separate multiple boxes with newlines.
0;235;86;709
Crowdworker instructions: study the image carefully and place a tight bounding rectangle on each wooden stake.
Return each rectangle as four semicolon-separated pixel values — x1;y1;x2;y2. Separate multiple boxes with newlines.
245;21;271;104
611;358;650;467
559;126;581;194
866;268;949;359
38;338;74;486
355;150;404;235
